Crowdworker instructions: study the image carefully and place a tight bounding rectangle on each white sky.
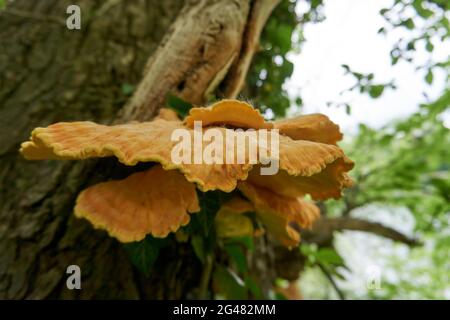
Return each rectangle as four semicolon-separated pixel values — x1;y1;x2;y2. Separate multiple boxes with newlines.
286;0;448;134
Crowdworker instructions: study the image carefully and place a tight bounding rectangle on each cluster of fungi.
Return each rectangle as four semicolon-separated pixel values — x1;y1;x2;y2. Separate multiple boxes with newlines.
20;100;354;248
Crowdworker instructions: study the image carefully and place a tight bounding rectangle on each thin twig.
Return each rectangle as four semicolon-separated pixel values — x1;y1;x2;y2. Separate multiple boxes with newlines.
304;217;421;247
198;252;215;299
318;263;345;300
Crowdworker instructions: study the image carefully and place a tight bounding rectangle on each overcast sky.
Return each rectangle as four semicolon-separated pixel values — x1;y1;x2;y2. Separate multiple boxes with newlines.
286;0;448;134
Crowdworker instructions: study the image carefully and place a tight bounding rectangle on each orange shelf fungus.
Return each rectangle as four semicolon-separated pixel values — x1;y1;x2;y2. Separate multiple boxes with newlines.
185;99;273;129
20;99;354;247
273;113;343;145
75;165;199;242
238;182;320;248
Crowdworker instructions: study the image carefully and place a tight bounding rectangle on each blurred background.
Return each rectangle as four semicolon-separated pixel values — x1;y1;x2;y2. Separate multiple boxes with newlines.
277;0;449;299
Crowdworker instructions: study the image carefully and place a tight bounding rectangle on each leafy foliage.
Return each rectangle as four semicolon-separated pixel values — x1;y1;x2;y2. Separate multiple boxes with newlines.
286;0;448;299
336;88;449;233
316;88;447;298
213;265;248;299
166;94;193;118
379;0;449;85
246;0;324;118
328;0;449;114
340;64;396;99
301;244;346;281
124;236;169;276
215;236;263;299
317;0;450;295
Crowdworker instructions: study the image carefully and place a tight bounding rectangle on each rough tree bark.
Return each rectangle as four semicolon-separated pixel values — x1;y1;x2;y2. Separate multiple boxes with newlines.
0;0;280;299
0;0;417;300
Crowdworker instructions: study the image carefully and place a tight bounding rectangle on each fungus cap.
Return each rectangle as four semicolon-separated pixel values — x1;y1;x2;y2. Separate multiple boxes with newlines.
273;114;343;145
20;120;253;192
75;165;200;242
239;181;320;248
185;99;273;129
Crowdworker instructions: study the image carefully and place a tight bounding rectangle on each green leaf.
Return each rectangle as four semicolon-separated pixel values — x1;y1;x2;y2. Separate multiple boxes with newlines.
186;191;224;260
413;0;434;19
295;96;303;106
425;70;433;84
300;243;317;264
275;24;294;54
345;103;351;115
315;248;345;266
188;191;222;235
213;266;247;299
191;235;205;263
244;275;263;298
224;243;247;274
352;71;364;81
124;236;168;276
300;245;344;268
391;55;400;65
402;18;415;30
121;83;135;96
341;64;350;73
225;236;254;252
274;292;288;300
166;94;193;118
310;0;322;10
281;59;294;77
369;85;385;98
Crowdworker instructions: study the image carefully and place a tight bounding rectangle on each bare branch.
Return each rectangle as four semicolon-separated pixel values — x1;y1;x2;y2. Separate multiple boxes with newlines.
318;263;345;300
120;0;252;122
303;217;421;247
223;0;281;98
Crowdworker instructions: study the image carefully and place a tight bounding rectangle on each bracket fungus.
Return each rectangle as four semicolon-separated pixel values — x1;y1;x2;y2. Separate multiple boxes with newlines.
20;99;354;247
75;165;199;242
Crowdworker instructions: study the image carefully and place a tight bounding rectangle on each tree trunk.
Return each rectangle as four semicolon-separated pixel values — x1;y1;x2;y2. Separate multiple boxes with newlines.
0;0;279;299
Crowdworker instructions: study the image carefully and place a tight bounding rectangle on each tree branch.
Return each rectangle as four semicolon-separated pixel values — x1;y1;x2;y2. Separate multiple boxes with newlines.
303;217;421;247
198;253;214;299
317;263;345;300
223;0;281;98
120;0;252;122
